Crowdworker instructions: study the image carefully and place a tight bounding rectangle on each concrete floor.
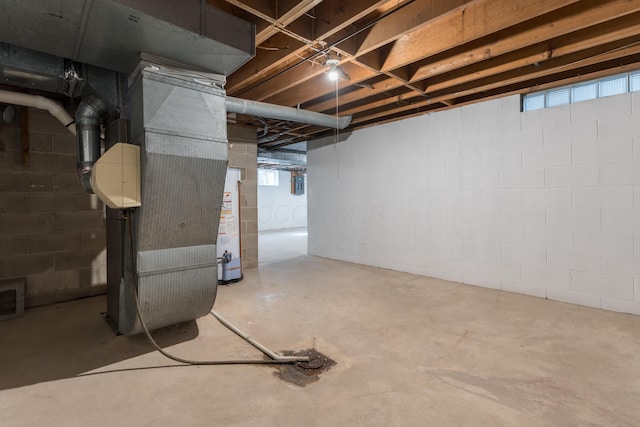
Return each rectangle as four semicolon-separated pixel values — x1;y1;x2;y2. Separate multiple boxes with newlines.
259;227;307;264
1;255;640;426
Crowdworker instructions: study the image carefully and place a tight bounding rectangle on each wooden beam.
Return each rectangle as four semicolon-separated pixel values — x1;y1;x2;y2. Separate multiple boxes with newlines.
228;0;390;99
258;0;323;45
224;0;275;17
352;0;471;55
411;0;640;82
225;0;322;45
281;64;381;106
449;60;640;108
310;0;391;42
244;60;378;103
421;14;640;95
319;54;640;132
261;57;428;108
379;0;581;72
243;0;620;121
431;43;640;103
244;0;467;105
350;49;640;125
306;73;425;112
307;77;399;111
337;89;425;116
226;33;307;95
301;1;640;116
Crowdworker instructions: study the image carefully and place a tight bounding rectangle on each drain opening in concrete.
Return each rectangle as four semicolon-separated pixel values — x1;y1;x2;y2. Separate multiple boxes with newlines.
272;348;335;386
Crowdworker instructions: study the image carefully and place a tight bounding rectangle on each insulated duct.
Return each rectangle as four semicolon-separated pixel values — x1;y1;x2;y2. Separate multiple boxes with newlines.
75;96;107;193
226;97;351;130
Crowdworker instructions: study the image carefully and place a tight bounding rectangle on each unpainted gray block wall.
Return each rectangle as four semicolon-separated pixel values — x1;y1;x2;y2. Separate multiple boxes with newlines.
0;114;259;308
0;108;106;307
227;124;258;269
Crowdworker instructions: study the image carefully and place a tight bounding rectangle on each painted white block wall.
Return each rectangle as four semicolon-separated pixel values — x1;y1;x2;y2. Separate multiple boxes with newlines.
308;92;640;315
258;170;307;231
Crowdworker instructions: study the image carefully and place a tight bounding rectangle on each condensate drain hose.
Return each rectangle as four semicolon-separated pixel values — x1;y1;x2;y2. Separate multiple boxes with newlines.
210;310;306;362
125;210;308;365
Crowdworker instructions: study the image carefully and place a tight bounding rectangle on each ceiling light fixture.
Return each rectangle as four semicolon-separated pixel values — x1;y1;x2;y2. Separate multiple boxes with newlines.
326;57;340;81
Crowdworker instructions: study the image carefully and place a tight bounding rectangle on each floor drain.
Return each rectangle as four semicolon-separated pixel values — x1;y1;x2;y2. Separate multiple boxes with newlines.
297;352;325;370
272;348;335;386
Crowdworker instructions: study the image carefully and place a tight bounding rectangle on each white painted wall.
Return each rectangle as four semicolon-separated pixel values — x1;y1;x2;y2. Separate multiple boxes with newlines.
308;93;640;315
258;169;307;231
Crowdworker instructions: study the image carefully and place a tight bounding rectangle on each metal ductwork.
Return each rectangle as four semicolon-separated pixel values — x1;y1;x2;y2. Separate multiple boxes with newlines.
114;66;228;335
0;0;254;335
0;0;350;336
226;97;352;130
0;42;84;96
76;96;107;193
0;0;254;76
257;149;307;171
0;0;256;335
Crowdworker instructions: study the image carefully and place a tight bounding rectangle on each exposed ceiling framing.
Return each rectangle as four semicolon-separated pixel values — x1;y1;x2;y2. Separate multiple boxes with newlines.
210;0;640;149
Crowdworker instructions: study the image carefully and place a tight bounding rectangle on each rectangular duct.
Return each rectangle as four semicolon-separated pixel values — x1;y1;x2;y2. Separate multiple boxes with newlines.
0;0;254;76
117;66;228;335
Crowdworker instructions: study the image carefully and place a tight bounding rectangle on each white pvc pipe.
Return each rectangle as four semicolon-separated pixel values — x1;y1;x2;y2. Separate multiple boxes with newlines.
0;88;77;135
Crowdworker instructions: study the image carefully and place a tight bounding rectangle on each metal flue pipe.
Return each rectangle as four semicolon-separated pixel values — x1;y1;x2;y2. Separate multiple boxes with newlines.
75;96;107;193
226;96;351;130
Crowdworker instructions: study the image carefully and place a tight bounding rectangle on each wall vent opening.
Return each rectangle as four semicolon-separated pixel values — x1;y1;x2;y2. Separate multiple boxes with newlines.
0;280;25;321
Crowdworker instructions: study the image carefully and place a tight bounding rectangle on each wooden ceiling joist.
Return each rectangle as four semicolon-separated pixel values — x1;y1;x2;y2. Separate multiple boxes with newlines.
410;0;640;82
219;0;640;148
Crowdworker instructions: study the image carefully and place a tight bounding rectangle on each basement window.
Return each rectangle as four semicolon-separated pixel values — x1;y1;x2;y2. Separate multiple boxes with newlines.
522;69;640;112
631;72;640;92
258;168;279;186
571;83;597;102
599;75;628;97
546;88;570;107
523;93;545;111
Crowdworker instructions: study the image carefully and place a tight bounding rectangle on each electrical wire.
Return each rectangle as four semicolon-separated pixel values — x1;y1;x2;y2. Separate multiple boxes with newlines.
124;210;300;366
236;0;417;97
334;77;341;181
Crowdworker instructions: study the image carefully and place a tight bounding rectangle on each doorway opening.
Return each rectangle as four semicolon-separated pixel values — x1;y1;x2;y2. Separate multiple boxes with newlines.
257;168;307;264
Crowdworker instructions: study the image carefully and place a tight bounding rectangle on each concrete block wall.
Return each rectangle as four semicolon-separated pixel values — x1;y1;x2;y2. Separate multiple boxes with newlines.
0;108;106;307
227;124;258;268
308;91;640;315
0;113;258;308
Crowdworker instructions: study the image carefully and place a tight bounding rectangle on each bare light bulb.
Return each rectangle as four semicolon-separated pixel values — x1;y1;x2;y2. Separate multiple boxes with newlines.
326;56;340;82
